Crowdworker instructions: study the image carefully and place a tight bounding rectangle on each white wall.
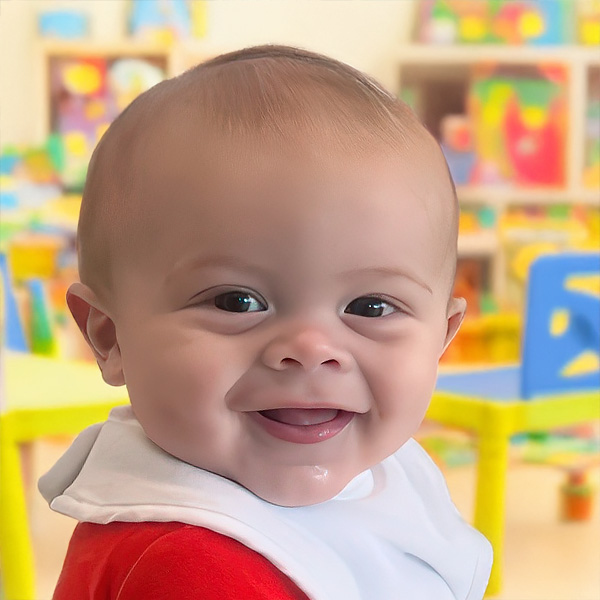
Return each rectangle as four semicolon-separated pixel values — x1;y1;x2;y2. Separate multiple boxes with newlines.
0;0;416;146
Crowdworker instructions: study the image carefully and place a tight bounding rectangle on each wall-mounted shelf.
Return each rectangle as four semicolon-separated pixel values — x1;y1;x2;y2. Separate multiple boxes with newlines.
394;43;600;308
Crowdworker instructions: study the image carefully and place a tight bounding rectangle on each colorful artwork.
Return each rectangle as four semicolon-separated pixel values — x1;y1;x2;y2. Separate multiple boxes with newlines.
416;0;574;45
129;0;207;43
49;55;165;191
578;0;600;45
468;65;567;187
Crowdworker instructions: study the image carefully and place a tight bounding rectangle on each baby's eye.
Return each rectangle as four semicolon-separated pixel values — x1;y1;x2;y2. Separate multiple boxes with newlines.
344;296;397;318
214;291;267;313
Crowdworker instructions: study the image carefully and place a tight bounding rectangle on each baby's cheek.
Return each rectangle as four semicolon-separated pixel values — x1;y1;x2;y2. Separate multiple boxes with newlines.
374;343;439;414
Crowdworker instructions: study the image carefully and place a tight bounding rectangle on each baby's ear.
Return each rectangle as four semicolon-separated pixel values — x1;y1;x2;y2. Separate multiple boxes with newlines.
441;296;467;357
66;282;125;386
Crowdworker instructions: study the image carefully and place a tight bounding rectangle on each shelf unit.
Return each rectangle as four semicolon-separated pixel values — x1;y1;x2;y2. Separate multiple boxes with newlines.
394;44;600;305
35;40;221;143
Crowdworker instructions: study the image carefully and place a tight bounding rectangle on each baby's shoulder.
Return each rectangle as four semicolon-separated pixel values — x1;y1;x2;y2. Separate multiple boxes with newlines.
55;521;309;600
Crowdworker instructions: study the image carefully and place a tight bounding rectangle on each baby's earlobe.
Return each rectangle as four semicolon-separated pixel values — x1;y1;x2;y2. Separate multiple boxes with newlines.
66;284;125;386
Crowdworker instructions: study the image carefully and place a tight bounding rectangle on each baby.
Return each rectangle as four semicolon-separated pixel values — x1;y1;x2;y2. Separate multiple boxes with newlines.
40;45;492;599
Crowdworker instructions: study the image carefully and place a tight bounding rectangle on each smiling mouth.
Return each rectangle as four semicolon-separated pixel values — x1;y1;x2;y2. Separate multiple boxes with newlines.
252;408;354;444
259;408;339;426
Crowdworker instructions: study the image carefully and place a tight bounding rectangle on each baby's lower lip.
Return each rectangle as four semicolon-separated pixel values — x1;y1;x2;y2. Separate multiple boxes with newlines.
250;408;354;444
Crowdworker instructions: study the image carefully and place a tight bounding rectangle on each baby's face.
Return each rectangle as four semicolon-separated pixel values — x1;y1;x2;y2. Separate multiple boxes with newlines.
110;144;462;506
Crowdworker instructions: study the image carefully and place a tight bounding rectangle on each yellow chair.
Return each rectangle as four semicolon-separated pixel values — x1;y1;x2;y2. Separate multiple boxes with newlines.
0;352;127;600
429;252;600;596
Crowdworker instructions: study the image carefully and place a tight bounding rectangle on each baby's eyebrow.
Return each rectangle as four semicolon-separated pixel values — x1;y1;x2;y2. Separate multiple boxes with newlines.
168;255;272;282
340;266;433;294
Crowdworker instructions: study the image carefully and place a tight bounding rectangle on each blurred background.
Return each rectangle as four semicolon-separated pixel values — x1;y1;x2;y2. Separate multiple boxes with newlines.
0;1;599;599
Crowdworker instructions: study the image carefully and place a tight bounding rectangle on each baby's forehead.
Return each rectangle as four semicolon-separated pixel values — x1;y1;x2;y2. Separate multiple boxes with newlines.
119;88;446;187
137;130;447;214
102;102;455;252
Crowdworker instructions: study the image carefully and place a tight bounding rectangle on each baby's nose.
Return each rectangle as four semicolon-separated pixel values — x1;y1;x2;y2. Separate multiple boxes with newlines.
261;326;352;373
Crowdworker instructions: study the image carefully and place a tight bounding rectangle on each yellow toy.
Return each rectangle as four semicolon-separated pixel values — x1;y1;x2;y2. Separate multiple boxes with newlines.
578;0;600;45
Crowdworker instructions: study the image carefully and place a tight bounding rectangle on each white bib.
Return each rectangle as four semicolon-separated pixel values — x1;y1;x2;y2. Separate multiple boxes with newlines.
40;405;492;600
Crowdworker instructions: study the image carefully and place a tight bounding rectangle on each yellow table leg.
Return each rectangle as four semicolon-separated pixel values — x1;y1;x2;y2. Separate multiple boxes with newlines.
474;408;512;597
0;416;36;600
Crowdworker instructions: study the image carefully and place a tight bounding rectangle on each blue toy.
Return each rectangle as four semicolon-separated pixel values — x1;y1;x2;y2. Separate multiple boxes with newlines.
0;150;20;176
441;144;476;185
38;11;88;39
0;253;28;352
129;0;192;41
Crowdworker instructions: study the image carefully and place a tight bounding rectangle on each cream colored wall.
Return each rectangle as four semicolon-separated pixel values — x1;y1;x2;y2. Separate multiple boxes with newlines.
0;0;415;147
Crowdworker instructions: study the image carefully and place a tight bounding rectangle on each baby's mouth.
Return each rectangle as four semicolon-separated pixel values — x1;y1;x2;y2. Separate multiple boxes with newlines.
252;408;355;444
259;408;339;426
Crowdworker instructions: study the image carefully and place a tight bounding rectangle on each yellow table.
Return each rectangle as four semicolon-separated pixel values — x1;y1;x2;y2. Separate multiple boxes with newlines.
0;352;128;600
428;375;600;596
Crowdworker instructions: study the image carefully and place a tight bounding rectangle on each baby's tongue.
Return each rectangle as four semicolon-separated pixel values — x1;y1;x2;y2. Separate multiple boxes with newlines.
260;408;339;426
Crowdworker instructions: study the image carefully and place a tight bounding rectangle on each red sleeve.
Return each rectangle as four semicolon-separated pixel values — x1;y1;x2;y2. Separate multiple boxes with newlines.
53;521;310;600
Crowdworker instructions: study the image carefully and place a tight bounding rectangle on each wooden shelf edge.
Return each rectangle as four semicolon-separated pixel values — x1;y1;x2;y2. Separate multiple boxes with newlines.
37;39;173;57
457;186;600;206
397;44;600;66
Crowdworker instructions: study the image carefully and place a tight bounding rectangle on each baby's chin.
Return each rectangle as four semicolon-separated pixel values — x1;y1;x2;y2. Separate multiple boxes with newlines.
230;463;362;507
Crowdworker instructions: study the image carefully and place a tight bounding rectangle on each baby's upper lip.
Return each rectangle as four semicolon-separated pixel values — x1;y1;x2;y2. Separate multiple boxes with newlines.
247;402;366;414
230;387;370;414
258;407;349;427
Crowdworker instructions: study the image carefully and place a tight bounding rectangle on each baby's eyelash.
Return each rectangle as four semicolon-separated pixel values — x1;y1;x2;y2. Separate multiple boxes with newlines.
188;286;268;313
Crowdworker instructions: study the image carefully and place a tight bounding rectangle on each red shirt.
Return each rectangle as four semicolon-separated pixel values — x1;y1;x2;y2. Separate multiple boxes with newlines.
54;521;311;600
